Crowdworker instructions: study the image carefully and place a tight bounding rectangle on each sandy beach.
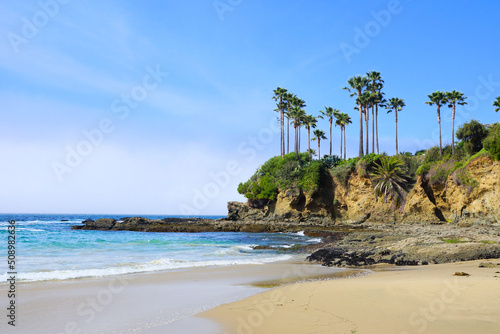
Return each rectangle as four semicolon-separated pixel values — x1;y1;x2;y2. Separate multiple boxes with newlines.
2;261;353;333
202;259;500;334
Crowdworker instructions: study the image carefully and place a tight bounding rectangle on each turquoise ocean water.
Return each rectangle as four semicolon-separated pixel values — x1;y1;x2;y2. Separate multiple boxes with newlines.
0;214;321;282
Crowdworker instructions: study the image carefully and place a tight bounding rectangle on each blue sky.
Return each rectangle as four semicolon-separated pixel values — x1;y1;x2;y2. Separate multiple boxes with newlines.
1;0;499;215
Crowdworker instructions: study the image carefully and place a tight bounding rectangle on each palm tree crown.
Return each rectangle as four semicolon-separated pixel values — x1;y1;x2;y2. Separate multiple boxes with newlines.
312;129;327;159
303;115;318;157
370;156;409;208
493;96;500;112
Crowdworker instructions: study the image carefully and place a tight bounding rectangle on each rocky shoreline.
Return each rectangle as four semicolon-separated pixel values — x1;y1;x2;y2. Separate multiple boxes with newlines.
73;216;500;268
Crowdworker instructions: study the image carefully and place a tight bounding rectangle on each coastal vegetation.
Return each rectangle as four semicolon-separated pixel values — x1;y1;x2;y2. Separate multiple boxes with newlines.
239;75;500;210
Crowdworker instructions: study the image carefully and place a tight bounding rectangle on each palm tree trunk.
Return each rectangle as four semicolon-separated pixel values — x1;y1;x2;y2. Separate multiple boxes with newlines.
340;128;342;158
371;106;375;154
344;127;347;160
375;105;379;154
365;107;369;155
307;128;311;157
330;120;333;156
287;117;290;154
395;108;398;155
299;126;301;152
358;103;363;157
317;140;320;160
437;106;442;155
452;104;456;155
281;110;284;158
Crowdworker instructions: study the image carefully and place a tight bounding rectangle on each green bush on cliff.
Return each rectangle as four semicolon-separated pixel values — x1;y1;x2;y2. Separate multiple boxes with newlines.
483;123;500;161
321;155;342;168
330;161;355;186
237;174;278;202
238;153;327;203
298;160;325;193
456;119;488;155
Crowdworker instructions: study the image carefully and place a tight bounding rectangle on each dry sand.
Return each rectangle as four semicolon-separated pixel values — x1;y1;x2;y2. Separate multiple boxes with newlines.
202;260;500;334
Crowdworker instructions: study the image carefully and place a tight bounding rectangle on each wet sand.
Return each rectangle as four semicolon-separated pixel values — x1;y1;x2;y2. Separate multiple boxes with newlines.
2;260;355;333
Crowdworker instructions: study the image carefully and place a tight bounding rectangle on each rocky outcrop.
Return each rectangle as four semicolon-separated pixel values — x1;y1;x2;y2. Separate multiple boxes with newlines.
307;223;500;267
229;155;500;226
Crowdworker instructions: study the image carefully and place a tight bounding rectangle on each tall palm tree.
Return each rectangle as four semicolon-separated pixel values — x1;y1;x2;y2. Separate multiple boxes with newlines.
272;87;288;158
385;97;406;155
289;106;306;155
344;75;369;157
312;129;327;159
283;93;296;154
289;96;306;153
340;113;352;160
446;90;468;155
359;91;374;154
319;107;339;156
303;115;318;158
493;96;500;112
367;71;384;154
335;112;343;157
425;91;448;155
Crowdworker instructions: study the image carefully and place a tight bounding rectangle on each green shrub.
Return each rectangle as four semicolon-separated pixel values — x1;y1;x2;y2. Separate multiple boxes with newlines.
237;175;278;201
321;155;342;169
299;160;325;193
415;149;426;156
399;155;423;181
360;153;383;170
416;163;431;175
483;123;500;161
424;146;441;164
456;119;488;155
331;161;355;186
453;169;479;190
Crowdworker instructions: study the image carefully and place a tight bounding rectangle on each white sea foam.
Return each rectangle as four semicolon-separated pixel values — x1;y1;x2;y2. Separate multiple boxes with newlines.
307;238;322;243
0;255;294;282
0;227;45;232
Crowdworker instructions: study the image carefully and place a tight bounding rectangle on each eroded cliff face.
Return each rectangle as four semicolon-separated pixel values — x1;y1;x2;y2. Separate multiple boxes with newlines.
228;156;500;226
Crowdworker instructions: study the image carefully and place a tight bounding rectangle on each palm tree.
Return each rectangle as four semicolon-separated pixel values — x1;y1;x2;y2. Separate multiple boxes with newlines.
367;71;384;154
335;112;351;160
341;113;352;160
493;97;500;112
319;107;339;156
344;75;369;157
425;91;448;155
289;106;306;155
446;90;468;155
283;93;296;154
272;87;288;158
312;129;327;159
359;91;374;154
370;156;409;208
385;97;406;155
289;96;306;153
335;112;343;157
303;115;318;158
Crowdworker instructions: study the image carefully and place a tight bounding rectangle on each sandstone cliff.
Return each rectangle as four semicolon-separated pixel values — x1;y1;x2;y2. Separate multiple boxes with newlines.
228;156;500;226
